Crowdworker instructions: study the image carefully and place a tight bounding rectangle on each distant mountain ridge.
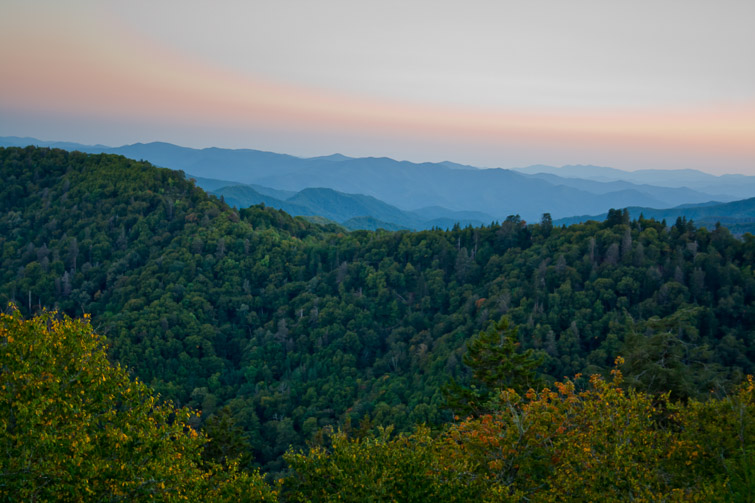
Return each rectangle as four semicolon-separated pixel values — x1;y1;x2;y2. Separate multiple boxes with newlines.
514;164;755;199
553;197;755;235
2;136;754;222
517;172;730;208
209;182;494;231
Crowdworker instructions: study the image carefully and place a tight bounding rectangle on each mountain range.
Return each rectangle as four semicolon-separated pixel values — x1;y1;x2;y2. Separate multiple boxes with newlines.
2;136;754;231
553;197;755;235
513;164;755;200
207;183;496;231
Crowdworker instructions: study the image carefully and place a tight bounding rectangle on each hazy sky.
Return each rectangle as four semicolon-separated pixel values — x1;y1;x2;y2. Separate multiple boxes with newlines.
1;0;754;173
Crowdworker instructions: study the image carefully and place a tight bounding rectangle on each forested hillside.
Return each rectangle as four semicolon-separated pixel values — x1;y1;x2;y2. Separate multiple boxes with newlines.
2;146;755;474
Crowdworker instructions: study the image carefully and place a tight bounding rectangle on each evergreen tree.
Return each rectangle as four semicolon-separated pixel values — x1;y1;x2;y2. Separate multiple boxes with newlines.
444;316;543;417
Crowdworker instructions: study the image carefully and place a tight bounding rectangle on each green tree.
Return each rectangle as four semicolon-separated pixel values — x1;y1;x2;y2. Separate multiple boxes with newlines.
444;316;543;417
202;406;254;468
283;426;482;502
621;308;721;400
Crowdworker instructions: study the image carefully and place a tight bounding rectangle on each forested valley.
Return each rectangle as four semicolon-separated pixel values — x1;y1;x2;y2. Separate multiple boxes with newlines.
2;146;754;501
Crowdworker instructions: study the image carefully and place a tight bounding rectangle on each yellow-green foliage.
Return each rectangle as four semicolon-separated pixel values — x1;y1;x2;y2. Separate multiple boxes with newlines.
2;306;753;502
283;425;485;502
0;308;277;502
284;363;754;502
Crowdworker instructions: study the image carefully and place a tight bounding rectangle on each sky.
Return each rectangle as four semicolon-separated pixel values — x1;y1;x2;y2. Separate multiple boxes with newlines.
1;0;754;173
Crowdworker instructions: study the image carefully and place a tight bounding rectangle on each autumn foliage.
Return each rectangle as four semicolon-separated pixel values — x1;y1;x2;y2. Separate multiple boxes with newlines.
284;361;754;502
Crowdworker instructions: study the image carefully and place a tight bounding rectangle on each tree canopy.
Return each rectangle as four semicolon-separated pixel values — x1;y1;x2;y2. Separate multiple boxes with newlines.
2;146;754;474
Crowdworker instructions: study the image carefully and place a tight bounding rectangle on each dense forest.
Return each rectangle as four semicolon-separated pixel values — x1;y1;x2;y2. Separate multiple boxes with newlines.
2;147;755;499
4;309;753;501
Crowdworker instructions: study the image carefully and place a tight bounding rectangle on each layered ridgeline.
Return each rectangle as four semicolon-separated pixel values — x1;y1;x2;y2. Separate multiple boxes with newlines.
6;136;754;223
2;147;755;475
205;183;492;231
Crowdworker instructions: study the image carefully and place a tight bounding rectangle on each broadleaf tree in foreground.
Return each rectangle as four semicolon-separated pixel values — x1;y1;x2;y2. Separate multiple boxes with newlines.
0;307;277;502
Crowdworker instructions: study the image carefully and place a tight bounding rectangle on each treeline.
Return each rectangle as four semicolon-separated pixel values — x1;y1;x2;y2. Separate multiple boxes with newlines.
1;146;754;472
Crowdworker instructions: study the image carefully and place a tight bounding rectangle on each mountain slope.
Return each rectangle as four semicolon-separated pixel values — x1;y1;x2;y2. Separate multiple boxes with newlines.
211;184;315;217
3;146;755;474
285;187;421;228
210;182;493;230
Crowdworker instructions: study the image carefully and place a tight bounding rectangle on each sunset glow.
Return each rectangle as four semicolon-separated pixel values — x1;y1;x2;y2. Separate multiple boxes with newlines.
2;0;754;173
